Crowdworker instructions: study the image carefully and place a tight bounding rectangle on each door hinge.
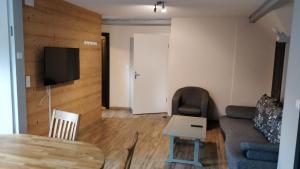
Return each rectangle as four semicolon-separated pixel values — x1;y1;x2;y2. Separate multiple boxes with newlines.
10;26;14;36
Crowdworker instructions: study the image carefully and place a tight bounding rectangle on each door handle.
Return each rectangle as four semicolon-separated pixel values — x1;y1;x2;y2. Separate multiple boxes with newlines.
135;71;141;79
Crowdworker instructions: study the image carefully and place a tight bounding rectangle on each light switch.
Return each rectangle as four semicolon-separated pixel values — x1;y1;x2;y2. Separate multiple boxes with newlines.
84;40;98;46
24;0;34;7
296;99;300;110
16;52;23;60
26;76;31;88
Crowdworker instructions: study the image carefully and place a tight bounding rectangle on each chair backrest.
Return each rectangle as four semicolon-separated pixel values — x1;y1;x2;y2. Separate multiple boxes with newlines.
121;132;139;169
48;109;80;141
179;87;209;107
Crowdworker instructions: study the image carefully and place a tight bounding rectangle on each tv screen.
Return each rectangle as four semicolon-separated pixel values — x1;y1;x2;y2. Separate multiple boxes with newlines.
44;47;80;86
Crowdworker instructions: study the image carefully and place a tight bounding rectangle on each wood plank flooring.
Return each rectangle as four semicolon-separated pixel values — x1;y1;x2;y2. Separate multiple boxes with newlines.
79;110;229;169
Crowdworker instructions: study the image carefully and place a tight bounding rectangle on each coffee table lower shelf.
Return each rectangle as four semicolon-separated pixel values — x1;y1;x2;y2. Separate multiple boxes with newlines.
166;136;204;167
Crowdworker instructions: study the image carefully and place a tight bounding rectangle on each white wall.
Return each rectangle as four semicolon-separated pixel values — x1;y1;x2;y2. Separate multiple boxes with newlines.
258;3;294;36
102;25;171;108
168;17;275;119
257;3;294;103
277;1;300;168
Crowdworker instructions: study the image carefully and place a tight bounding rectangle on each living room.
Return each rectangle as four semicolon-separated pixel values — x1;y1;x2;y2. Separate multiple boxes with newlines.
0;0;299;169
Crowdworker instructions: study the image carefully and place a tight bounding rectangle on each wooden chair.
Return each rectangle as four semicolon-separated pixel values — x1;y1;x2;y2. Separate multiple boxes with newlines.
120;132;139;169
48;109;80;141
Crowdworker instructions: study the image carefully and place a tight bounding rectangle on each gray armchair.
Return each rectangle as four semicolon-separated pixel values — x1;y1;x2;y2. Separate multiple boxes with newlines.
172;87;209;117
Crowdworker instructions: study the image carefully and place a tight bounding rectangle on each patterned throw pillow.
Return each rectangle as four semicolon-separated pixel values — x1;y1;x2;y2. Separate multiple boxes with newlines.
264;105;282;144
253;94;282;144
253;94;277;131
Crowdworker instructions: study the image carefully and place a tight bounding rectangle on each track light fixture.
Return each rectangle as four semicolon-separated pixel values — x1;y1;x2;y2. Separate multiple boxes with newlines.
161;2;166;13
154;1;166;13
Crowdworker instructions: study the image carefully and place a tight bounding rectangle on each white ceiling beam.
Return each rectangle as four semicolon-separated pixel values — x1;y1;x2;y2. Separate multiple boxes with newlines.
102;19;171;26
249;0;291;23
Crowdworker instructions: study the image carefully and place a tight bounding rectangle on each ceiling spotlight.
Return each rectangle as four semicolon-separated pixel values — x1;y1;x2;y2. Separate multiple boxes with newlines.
154;1;166;13
161;3;167;13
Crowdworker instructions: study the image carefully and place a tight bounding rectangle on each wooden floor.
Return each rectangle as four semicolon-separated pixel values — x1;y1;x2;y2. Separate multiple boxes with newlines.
79;110;229;169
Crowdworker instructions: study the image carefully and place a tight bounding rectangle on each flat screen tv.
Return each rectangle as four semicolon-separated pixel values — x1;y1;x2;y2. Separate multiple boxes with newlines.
44;47;80;86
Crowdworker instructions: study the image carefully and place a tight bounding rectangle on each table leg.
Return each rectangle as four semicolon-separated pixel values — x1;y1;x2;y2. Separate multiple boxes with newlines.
166;137;203;167
194;139;199;162
168;136;175;161
194;139;203;167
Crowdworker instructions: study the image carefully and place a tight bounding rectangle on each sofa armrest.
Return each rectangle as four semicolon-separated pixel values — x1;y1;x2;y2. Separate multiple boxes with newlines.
225;105;256;119
240;142;279;153
245;150;278;162
240;142;279;162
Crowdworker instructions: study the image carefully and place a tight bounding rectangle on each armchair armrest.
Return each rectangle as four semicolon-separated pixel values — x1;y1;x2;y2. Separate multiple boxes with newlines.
172;94;181;115
240;142;279;162
199;92;209;118
225;105;256;119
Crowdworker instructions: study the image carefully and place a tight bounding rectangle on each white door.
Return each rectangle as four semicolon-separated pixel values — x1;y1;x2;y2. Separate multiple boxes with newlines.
132;34;169;114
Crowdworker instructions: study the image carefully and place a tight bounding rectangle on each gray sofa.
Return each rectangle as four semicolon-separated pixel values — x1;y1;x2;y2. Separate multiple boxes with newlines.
220;105;279;169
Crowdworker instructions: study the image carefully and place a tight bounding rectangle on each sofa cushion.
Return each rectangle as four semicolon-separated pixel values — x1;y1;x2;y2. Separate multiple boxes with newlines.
178;105;201;115
226;106;256;119
240;142;279;162
220;116;276;169
220;116;268;160
236;160;278;169
220;117;267;144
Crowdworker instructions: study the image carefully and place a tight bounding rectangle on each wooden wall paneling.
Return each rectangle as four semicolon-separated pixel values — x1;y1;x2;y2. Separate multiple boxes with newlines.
24;0;102;136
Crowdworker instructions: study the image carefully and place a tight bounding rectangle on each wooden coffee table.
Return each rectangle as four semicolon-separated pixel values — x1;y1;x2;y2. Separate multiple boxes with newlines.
163;115;207;167
0;134;105;169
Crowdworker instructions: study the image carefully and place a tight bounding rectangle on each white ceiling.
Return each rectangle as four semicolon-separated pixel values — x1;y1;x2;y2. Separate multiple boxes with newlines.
65;0;265;19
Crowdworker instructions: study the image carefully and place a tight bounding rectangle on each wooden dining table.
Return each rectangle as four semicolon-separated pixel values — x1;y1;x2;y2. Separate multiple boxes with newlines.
0;134;105;169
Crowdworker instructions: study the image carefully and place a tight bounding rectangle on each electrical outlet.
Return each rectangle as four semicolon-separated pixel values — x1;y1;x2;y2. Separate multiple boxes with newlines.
84;40;98;46
24;0;34;7
26;76;31;88
16;52;23;60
